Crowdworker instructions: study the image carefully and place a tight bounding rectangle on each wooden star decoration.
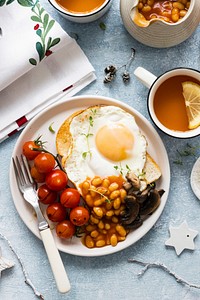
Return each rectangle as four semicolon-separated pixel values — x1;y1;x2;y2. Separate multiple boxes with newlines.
0;247;14;277
165;221;198;256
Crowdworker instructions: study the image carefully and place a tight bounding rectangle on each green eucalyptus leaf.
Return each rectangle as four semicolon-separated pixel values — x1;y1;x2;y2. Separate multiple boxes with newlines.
29;58;37;65
50;37;60;48
31;16;42;22
6;0;15;5
0;0;6;6
45;19;55;37
36;42;45;61
43;13;49;29
17;0;34;7
47;37;52;50
36;29;42;37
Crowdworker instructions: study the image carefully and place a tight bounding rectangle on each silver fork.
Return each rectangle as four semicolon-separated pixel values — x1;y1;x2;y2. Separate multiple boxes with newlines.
12;155;71;293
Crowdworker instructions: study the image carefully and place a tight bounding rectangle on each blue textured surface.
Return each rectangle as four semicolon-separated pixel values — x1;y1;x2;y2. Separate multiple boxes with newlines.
1;1;200;299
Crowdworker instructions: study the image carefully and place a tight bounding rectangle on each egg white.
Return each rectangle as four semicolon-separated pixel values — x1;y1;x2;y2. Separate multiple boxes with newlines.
64;106;147;188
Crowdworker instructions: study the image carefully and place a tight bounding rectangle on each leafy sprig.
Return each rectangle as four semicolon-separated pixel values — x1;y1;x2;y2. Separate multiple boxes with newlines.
82;110;97;159
114;163;131;175
173;143;199;165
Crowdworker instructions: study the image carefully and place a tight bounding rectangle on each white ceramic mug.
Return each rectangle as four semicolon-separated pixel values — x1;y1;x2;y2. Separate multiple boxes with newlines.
48;0;112;23
134;66;200;138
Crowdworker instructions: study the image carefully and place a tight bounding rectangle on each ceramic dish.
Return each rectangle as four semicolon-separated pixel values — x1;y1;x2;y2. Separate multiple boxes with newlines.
10;95;170;257
48;0;112;23
120;0;200;48
191;157;200;200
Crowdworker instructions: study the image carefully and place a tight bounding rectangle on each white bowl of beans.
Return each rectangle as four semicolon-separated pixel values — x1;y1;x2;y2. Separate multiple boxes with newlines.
120;0;200;48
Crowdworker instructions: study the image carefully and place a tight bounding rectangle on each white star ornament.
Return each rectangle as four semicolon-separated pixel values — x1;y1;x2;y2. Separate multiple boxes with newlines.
0;247;14;277
165;221;198;256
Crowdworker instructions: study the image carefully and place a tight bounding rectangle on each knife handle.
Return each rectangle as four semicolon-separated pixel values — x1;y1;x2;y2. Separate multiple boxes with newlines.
40;228;71;293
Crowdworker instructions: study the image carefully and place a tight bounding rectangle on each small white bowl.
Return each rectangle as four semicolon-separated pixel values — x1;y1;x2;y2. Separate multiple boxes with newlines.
191;157;200;200
120;0;200;48
48;0;112;23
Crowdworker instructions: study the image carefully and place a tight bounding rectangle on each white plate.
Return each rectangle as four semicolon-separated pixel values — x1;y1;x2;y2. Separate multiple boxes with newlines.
10;95;170;257
191;157;200;200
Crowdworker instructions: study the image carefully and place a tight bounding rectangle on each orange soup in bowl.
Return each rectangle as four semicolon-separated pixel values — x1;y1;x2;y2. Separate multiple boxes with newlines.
55;0;106;14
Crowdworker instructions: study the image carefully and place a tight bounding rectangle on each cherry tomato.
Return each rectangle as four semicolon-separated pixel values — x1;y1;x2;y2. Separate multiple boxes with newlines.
70;207;89;226
45;169;68;191
46;203;66;222
60;188;80;208
56;220;75;239
22;140;40;160
37;184;57;205
34;153;55;174
30;166;46;183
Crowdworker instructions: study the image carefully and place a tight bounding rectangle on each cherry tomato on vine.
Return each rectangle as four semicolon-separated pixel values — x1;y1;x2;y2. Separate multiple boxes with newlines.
70;207;89;226
30;166;46;183
46;203;66;222
22;140;40;160
56;220;75;239
34;152;55;174
60;188;80;208
37;184;57;205
45;169;68;191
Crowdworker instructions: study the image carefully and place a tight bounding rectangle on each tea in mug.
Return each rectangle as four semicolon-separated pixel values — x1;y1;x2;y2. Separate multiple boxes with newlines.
55;0;106;14
153;75;200;131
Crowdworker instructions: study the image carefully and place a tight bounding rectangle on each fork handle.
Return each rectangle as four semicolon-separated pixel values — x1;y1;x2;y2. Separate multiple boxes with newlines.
40;228;71;293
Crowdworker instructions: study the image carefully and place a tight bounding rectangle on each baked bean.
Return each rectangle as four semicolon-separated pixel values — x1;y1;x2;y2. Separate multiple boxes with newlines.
106;210;114;217
171;13;179;22
172;2;185;10
119;188;127;200
102;178;110;188
98;220;104;229
109;182;119;192
142;5;151;12
116;225;127;237
85;194;94;207
85;235;95;248
94;199;104;206
138;2;143;9
96;240;106;247
86;224;96;232
111;216;119;223
105;223;111;230
82;180;90;194
90;215;99;224
110;234;118;246
89;185;97;197
147;0;154;6
110;190;120;200
186;2;190;9
93;207;104;218
91;230;99;238
113;198;121;210
179;9;187;17
91;176;103;187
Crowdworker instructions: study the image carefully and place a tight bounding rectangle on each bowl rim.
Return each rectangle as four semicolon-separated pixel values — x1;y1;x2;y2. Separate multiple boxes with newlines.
47;0;111;18
147;67;200;139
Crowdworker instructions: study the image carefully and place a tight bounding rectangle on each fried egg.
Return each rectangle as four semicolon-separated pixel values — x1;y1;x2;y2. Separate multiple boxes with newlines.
64;106;147;188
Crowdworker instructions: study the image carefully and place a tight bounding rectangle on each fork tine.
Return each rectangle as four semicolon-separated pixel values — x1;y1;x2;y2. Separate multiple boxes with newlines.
12;157;24;189
21;154;34;184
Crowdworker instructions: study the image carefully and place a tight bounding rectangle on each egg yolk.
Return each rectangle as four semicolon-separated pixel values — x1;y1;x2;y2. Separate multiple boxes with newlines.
95;124;134;161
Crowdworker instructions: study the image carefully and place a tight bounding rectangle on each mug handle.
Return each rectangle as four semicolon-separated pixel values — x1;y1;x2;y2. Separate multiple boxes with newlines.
134;67;157;89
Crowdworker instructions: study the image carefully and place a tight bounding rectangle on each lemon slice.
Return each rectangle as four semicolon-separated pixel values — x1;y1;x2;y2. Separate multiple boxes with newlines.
182;81;200;129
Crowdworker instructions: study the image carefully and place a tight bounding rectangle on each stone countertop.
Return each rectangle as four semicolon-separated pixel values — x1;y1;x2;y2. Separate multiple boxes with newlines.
1;1;200;299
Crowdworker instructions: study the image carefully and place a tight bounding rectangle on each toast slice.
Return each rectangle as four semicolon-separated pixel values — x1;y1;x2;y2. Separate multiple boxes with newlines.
143;152;161;184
